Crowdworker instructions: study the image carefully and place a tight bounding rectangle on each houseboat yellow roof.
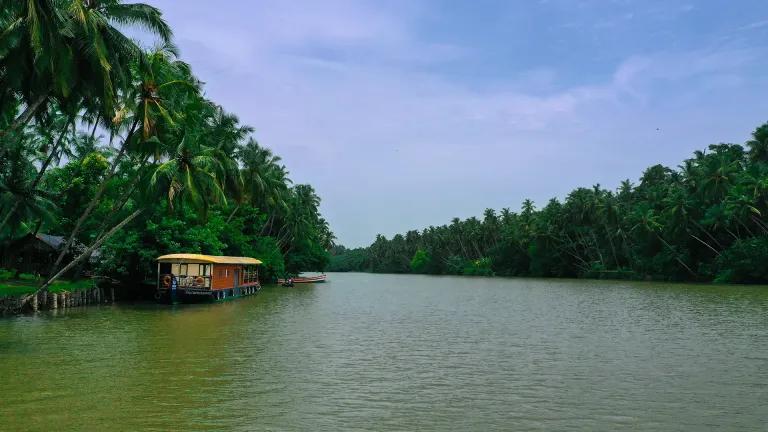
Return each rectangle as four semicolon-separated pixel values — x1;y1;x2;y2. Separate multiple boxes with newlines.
157;254;262;265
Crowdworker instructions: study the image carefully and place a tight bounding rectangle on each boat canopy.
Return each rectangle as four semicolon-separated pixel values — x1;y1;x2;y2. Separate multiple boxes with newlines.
157;254;262;265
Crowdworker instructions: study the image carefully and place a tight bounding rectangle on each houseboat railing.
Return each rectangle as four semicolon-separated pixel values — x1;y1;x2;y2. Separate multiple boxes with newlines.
159;274;212;289
242;270;259;284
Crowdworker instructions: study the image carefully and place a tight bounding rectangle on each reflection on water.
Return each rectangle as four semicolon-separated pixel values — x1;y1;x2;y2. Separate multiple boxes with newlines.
1;274;767;431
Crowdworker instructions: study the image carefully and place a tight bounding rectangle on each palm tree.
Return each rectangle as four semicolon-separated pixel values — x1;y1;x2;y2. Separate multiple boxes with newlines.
0;138;56;237
0;0;172;136
238;138;291;228
38;123;231;293
49;43;196;276
747;122;768;163
0;0;68;135
0;107;74;233
150;134;228;213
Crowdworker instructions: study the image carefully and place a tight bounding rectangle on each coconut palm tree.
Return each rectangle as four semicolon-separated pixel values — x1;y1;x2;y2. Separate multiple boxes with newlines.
747;122;768;163
150;134;228;214
49;43;197;275
238;139;291;224
0;0;172;137
0;137;56;237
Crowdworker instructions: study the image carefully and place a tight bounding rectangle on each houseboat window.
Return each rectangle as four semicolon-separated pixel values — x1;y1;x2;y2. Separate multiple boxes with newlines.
179;263;188;276
200;264;210;276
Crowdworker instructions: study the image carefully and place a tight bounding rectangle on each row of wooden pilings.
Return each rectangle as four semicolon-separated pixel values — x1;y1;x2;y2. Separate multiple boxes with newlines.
29;286;115;312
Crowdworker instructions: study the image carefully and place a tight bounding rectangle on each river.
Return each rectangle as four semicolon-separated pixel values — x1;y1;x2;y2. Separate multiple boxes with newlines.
1;273;767;431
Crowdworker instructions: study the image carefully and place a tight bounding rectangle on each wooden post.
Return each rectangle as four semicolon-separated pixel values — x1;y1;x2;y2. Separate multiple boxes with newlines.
110;287;115;303
51;292;57;309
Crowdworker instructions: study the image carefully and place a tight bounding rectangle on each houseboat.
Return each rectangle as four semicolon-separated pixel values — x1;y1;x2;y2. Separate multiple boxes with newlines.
156;254;261;303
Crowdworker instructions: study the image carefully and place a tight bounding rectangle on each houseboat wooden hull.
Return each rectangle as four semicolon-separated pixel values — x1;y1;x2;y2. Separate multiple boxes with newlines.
156;282;261;303
156;254;262;304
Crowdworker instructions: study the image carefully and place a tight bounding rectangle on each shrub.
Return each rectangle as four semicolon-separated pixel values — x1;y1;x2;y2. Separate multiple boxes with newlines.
18;273;37;281
0;268;14;280
410;249;432;273
463;257;494;276
714;236;768;283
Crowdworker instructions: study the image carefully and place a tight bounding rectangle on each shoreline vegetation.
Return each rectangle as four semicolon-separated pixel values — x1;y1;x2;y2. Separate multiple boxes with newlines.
330;122;768;285
0;274;93;297
0;1;333;311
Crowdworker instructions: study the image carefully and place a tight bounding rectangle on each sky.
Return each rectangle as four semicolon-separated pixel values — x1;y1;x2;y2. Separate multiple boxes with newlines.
144;0;768;247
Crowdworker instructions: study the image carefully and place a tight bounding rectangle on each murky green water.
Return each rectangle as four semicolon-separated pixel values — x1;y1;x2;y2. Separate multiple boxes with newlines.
1;273;767;431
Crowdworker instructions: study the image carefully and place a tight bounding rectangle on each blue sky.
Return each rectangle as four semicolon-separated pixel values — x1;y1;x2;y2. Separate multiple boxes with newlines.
145;0;768;247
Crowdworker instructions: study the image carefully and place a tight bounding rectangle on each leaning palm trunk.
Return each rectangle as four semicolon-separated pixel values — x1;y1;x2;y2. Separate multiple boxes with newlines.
72;164;149;279
655;233;697;278
31;209;142;300
0;202;20;234
688;231;721;256
226;204;241;223
49;118;139;276
0;95;47;139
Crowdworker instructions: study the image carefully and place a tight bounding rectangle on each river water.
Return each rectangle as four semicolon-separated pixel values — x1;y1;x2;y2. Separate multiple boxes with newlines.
1;273;767;431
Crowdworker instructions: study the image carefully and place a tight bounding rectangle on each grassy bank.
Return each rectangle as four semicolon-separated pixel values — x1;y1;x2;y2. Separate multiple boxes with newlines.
0;279;94;297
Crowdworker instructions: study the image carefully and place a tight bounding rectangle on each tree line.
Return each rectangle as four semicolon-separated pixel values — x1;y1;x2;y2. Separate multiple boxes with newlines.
330;123;768;284
0;1;334;300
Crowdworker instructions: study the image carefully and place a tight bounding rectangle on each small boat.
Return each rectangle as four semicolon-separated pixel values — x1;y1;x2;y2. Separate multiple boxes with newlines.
155;254;262;303
277;274;327;286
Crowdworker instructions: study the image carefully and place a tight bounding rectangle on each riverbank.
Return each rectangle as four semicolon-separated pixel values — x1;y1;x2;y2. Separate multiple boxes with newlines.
0;278;93;297
0;279;115;315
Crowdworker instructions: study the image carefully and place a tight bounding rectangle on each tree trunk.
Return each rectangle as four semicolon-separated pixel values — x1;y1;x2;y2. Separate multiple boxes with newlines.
0;95;47;139
656;233;697;278
226;204;240;223
688;232;721;256
34;209;142;297
590;231;606;267
265;214;276;236
72;160;148;279
692;220;724;249
49;118;140;276
751;215;768;234
0;201;20;233
604;225;620;268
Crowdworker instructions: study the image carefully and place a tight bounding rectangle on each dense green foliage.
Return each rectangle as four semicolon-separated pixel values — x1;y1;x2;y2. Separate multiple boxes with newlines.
0;1;333;292
331;123;768;284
